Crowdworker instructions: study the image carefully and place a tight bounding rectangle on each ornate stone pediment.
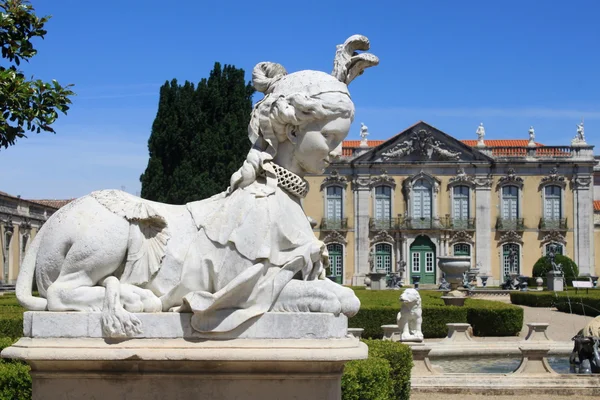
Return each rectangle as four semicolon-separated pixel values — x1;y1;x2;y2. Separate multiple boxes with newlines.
448;168;476;189
352;171;396;190
351;121;494;164
541;231;566;245
370;170;396;188
320;170;348;191
449;230;474;244
539;167;566;190
403;171;441;194
382;128;460;161
498;230;523;244
370;230;394;245
322;230;347;245
497;168;524;189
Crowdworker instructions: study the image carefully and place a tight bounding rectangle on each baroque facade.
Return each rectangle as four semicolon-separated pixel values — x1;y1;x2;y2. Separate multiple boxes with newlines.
0;191;71;285
304;121;596;286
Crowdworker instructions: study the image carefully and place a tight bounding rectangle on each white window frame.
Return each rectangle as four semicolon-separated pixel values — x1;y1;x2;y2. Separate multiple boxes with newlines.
322;184;346;223
541;184;564;222
501;185;520;220
371;184;394;222
404;172;440;221
451;185;470;222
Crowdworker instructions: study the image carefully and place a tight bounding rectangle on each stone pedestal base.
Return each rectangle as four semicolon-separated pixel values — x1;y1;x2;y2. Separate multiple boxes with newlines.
514;344;557;375
440;323;473;344
524;322;551;341
367;272;387;290
381;324;401;341
2;312;366;400
547;271;564;291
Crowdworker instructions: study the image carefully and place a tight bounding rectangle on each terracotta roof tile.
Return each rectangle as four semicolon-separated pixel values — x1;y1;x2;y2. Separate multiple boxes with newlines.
341;140;384;156
461;139;544;147
594;201;600;212
27;199;74;209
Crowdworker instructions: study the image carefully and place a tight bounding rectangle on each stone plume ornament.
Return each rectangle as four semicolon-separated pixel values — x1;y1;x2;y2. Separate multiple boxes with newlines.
15;35;379;338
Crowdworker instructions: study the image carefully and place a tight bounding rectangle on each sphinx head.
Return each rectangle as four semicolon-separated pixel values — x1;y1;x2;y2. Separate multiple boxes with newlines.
230;35;378;190
250;66;355;175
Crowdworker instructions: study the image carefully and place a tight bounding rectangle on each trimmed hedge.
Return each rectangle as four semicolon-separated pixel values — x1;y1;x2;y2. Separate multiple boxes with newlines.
0;361;31;400
342;357;394;400
510;291;600;317
532;254;579;278
0;314;23;338
362;339;412;400
350;289;523;338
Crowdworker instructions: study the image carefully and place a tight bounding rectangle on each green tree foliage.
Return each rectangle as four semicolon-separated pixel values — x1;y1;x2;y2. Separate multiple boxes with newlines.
532;254;579;278
140;63;255;204
0;0;74;149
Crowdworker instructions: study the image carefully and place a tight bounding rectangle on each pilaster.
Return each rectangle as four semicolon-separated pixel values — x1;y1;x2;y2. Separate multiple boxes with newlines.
474;176;493;280
352;177;371;285
573;174;594;276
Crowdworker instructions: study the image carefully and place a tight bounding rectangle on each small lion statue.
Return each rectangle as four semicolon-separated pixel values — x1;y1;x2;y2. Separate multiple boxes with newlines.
396;288;423;342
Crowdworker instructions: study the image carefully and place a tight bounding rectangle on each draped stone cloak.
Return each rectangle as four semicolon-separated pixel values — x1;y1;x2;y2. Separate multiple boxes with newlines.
182;176;322;333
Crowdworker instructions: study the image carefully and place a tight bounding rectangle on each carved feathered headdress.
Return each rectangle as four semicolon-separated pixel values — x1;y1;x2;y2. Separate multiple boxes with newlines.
248;35;379;150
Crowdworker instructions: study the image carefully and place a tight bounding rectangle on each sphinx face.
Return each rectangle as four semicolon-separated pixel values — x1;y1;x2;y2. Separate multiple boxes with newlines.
292;116;352;175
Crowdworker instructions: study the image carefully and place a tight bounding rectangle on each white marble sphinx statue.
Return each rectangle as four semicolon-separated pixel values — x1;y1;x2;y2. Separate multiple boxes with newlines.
15;35;379;338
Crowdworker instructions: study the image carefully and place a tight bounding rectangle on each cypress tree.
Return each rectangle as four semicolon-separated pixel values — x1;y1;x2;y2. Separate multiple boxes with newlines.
140;63;255;204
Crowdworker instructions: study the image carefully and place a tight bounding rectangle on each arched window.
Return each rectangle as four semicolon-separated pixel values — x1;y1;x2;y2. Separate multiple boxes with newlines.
375;243;392;273
453;243;470;256
544;185;561;221
453;186;470;228
545;242;563;255
326;243;343;280
501;186;519;220
374;186;392;222
326;186;343;224
502;243;520;278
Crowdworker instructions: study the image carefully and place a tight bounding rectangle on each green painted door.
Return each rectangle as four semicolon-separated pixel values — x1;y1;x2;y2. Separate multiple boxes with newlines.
410;236;436;284
327;244;343;284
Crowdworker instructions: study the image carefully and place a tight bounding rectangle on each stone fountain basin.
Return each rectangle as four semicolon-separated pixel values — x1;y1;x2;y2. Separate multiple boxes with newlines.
438;256;471;280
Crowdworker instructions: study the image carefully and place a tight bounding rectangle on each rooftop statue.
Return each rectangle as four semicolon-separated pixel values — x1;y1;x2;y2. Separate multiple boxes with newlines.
16;35;379;337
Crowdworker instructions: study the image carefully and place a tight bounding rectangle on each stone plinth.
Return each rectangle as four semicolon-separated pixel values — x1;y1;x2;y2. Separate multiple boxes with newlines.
524;323;551;341
381;324;401;341
440;323;473;344
347;328;364;339
547;271;564;292
513;345;557;375
367;272;387;290
409;343;439;376
2;312;366;400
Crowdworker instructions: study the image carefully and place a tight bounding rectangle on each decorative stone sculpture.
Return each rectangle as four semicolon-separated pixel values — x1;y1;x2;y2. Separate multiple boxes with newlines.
359;122;369;147
528;125;535;146
396;288;423;342
572;121;587;146
476;122;485;147
15;35;379;338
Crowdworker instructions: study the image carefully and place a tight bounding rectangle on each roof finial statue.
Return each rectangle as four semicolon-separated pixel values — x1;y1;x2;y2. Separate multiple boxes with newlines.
528;126;536;147
476;123;485;147
359;122;369;147
572;120;586;146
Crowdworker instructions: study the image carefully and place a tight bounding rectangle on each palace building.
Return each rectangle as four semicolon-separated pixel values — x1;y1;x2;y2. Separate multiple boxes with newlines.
0;191;72;285
304;121;596;286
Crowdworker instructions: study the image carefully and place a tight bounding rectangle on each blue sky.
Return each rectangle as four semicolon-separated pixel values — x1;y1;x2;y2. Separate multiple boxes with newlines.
1;0;599;199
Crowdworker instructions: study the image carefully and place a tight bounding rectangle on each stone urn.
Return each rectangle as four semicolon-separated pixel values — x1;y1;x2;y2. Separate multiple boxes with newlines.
535;277;544;290
411;275;421;290
480;275;489;288
438;256;471;306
